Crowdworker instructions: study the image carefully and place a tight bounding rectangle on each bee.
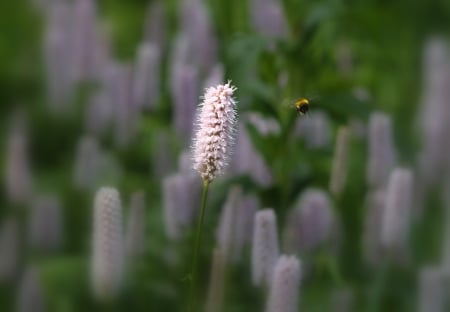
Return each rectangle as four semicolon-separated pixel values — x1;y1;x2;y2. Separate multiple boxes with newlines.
294;98;310;116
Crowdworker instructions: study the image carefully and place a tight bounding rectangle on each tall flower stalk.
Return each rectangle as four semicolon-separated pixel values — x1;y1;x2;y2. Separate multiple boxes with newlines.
189;82;237;311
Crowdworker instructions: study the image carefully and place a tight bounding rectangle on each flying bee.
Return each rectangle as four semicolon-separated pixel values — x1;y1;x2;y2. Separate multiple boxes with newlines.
294;98;310;116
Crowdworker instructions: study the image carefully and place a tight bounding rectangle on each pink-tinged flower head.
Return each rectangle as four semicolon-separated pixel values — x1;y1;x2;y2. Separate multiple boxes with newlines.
192;82;238;182
265;255;301;312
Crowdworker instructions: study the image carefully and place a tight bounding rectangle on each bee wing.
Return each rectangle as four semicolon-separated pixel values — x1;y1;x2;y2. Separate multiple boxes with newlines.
308;95;321;103
281;97;295;109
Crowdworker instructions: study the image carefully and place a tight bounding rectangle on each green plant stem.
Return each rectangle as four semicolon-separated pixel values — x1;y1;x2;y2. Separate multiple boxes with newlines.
367;262;389;312
188;180;210;312
327;254;344;287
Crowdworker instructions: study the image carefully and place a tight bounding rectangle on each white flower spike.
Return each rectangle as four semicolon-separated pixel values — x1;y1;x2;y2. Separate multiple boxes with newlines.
192;81;237;182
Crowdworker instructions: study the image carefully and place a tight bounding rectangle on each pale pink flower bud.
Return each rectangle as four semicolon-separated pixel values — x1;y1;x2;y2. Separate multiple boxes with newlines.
91;187;124;301
265;255;301;312
252;209;280;287
192;82;238;182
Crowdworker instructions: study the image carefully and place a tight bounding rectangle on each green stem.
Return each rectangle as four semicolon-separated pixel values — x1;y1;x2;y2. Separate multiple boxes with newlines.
188;180;210;312
367;262;389;312
327;255;344;288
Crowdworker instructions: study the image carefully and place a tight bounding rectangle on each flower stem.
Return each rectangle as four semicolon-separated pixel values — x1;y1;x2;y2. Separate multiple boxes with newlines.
188;180;210;312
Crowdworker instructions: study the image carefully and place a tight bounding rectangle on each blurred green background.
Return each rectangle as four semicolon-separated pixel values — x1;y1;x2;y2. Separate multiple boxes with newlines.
1;0;450;311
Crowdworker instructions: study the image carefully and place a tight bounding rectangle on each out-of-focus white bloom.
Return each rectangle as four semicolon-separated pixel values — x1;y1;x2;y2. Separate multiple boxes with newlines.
178;149;194;174
217;186;242;262
418;267;444;312
0;218;20;282
16;266;46;312
5;112;33;204
283;188;335;254
109;63;137;148
252;209;279;287
152;130;175;178
335;41;354;77
29;195;63;252
73;135;101;191
349;118;367;139
216;186;259;263
44;2;74;114
367;112;396;188
71;0;99;82
352;86;372;103
294;111;331;149
417;38;450;186
192;82;238;182
205;248;226;312
162;173;202;240
330;288;354;312
144;1;168;49
180;0;217;72
265;255;301;312
329;126;351;196
363;189;386;266
232;122;273;187
247;112;281;136
250;0;288;40
91;187;124;301
132;42;161;110
233;193;258;262
173;64;199;144
84;91;113;136
380;168;413;260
